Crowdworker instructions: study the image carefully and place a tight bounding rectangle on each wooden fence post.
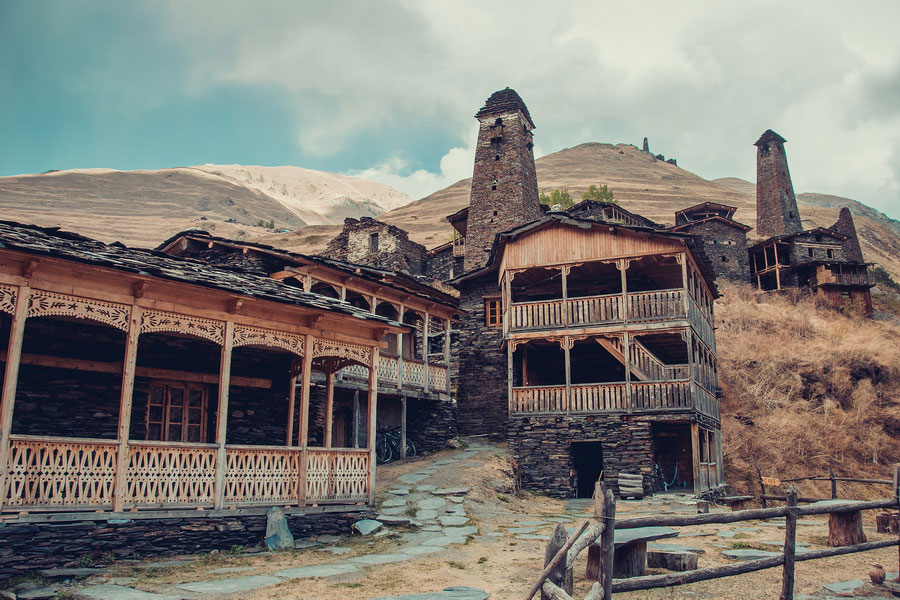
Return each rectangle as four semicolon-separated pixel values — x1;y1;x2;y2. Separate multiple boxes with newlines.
780;486;798;600
542;524;568;600
829;466;837;499
754;456;767;509
599;485;617;600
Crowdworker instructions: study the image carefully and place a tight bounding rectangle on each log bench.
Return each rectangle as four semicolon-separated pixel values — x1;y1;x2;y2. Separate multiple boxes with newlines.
586;526;679;579
719;495;753;511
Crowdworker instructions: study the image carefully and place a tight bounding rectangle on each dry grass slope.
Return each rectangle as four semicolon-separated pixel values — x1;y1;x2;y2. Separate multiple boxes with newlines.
717;283;900;500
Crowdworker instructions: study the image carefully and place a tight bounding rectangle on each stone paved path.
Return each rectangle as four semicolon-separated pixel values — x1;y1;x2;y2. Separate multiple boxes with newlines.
71;443;492;599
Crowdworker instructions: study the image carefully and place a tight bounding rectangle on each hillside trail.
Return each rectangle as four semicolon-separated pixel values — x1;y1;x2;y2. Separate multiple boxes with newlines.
58;440;897;600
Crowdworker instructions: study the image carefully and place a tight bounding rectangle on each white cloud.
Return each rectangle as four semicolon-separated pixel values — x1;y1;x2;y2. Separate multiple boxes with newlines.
156;0;900;217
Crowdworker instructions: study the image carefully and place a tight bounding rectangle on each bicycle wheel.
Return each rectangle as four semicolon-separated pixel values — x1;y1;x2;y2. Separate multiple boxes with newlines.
404;438;416;459
375;436;392;464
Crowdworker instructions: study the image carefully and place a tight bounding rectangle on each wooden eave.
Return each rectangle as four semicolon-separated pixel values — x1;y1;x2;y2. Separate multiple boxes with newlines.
0;250;406;346
669;216;751;233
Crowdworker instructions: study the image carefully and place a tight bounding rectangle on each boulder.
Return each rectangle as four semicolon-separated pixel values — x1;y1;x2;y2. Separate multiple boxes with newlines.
264;506;294;550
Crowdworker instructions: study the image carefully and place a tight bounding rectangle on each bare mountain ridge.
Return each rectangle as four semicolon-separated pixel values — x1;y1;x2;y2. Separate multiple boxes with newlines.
262;142;900;280
0;165;410;248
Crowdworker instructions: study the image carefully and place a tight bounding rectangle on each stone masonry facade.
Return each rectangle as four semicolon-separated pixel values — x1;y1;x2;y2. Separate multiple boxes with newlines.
678;219;750;282
755;129;803;239
324;217;426;274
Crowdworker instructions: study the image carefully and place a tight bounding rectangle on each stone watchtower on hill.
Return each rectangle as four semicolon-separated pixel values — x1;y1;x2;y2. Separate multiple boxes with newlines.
830;206;864;263
463;88;542;272
755;129;803;238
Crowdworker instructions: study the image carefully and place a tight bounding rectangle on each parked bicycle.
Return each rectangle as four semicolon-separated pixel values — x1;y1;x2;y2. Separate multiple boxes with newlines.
375;426;416;464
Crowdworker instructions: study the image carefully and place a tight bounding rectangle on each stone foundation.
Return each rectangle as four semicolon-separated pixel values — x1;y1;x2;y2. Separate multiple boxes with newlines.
408;398;458;454
0;510;370;580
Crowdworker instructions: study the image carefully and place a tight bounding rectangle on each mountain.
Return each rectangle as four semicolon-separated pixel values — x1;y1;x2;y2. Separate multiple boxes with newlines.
261;142;900;280
0;165;410;248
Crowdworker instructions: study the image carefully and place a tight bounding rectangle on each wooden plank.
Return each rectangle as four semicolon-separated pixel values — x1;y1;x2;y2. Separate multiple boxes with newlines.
0;352;270;389
0;285;29;513
113;306;141;512
213;321;235;510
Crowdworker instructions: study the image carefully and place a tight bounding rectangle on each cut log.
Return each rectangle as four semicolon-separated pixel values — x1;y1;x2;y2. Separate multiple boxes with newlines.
614;541;648;577
828;510;866;547
876;512;900;534
647;549;699;571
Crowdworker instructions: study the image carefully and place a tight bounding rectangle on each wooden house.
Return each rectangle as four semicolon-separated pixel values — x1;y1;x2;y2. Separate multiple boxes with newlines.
0;221;407;521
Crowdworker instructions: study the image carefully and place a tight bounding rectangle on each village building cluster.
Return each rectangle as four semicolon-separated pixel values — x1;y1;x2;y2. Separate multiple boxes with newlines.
0;88;871;569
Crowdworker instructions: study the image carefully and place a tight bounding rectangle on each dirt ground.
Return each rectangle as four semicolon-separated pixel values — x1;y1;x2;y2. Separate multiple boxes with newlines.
77;442;898;599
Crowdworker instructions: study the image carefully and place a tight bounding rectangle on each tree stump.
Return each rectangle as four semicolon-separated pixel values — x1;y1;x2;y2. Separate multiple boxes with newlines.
828;510;867;547
876;512;900;534
647;549;699;571
613;541;648;577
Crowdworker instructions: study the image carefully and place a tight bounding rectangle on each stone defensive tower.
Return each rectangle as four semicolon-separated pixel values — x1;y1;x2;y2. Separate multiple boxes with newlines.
831;207;864;262
755;129;803;238
464;88;542;272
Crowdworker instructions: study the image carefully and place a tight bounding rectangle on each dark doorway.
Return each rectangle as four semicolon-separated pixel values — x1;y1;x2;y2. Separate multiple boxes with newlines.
651;423;693;492
571;441;604;498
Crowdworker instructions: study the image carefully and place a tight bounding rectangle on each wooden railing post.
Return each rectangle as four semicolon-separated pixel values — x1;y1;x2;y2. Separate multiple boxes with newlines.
423;313;430;393
829;466;837;499
542;524;569;600
623;333;633;413
367;348;380;505
0;285;29;513
214;320;235;510
780;486;798;600
400;395;407;460
113;305;141;512
298;334;313;506
397;306;405;390
324;370;335;448
563;337;571;414
599;484;617;600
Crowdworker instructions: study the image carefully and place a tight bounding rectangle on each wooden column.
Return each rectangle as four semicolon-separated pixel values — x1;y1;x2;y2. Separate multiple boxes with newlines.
340;286;347;302
352;390;360;448
397;306;405;390
691;422;701;495
298;334;313;506
323;370;335;448
0;285;30;513
680;251;689;319
619;260;629;322
213;320;235;510
367;348;380;505
623;333;633;413
563;337;571;414
423;313;430;393
113;305;142;512
285;372;297;446
400;396;407;460
561;265;569;327
443;318;451;367
507;342;514;416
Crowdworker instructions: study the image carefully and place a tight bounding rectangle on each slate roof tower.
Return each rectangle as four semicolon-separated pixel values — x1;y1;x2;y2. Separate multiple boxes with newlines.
755;129;803;238
830;206;864;263
463;88;542;272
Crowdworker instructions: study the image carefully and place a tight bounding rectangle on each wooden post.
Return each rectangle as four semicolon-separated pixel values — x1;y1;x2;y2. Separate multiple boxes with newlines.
298;334;313;506
780;486;798;600
691;422;701;495
561;265;568;327
542;524;569;600
367;348;380;505
324;370;335;448
423;313;430;393
895;464;899;581
829;466;837;499
0;285;30;513
285;372;297;446
619;259;629;322
507;341;514;416
397;306;404;390
754;455;768;508
623;333;633;413
352;390;360;448
213;320;235;510
563;337;571;414
443;318;451;369
599;485;616;599
400;396;407;460
113;305;141;512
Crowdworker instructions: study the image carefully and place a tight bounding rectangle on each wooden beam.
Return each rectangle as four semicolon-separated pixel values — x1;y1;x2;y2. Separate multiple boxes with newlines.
0;352;271;389
285;373;297;446
367;348;379;506
113;306;141;512
213;321;235;510
0;285;30;513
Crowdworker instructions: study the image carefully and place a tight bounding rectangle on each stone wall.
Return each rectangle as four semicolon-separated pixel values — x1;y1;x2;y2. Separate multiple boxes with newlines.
787;232;847;266
0;510;370;579
323;217;426;275
425;246;463;281
408;397;458;453
679;220;750;282
455;276;507;439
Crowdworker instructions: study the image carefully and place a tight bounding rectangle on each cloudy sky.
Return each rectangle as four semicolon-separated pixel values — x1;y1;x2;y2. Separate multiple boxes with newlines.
2;1;899;217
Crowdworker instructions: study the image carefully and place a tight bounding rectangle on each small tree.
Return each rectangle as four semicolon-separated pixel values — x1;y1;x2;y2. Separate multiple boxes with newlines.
582;184;615;203
539;189;575;209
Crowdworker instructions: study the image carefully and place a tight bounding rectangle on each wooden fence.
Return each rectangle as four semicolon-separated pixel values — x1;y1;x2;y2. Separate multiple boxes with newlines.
526;466;900;600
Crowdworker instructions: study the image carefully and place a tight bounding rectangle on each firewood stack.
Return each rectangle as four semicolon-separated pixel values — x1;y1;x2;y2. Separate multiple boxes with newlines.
618;473;644;499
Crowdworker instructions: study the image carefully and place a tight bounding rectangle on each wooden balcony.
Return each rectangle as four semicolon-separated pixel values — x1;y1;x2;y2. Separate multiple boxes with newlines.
2;435;369;512
340;356;448;393
510;379;718;419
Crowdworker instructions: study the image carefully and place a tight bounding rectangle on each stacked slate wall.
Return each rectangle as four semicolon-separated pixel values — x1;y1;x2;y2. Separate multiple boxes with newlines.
680;220;750;282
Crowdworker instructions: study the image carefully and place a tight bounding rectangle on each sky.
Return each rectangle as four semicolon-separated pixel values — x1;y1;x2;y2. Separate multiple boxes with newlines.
1;1;899;218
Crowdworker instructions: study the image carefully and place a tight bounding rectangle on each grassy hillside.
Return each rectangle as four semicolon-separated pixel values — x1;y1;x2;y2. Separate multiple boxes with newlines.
718;283;900;500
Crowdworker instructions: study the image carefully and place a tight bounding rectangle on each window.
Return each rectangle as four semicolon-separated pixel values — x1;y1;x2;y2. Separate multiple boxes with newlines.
369;233;379;253
484;298;502;327
808;248;814;258
827;248;834;259
146;382;208;442
721;256;728;262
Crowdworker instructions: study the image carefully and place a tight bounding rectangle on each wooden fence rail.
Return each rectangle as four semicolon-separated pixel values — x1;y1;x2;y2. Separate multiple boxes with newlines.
529;466;900;600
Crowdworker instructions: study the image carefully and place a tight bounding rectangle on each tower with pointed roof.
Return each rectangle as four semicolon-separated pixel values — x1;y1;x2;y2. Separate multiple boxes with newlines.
463;88;542;272
755;129;803;238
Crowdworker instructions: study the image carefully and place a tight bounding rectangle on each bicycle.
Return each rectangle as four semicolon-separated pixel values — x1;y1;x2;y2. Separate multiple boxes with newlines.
375;426;416;464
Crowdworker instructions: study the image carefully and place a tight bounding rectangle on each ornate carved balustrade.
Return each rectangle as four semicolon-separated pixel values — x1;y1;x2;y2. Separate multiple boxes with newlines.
224;445;302;505
306;448;370;503
510;380;695;415
125;441;217;507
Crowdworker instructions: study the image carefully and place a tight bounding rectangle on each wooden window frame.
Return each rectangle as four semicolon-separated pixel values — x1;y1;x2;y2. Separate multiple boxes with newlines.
484;297;502;328
146;380;209;443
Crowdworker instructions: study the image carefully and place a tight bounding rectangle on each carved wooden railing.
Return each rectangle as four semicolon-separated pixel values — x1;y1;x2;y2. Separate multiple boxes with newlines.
125;441;217;507
339;355;446;393
567;294;622;326
306;448;370;503
3;436;118;508
510;299;566;330
693;385;719;421
629;339;690;381
224;445;302;505
428;363;448;391
510;380;693;415
688;296;716;351
831;273;869;285
403;359;426;388
627;289;685;322
377;355;399;383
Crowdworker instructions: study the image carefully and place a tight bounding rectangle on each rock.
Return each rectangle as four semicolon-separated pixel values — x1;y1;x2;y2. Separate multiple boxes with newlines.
41;567;112;579
649;542;705;554
438;516;470;526
316;534;342;543
276;564;358;578
348;553;412;565
293;539;318;549
389;488;411;496
17;588;58;600
208;567;254;574
422;536;467;547
353;519;383;536
73;585;184;599
515;520;547;526
417;497;446;510
447;496;465;504
647;549;699;571
382;498;408;508
416;510;438;520
721;549;781;561
399;546;445;555
368;587;490;600
442;526;478;537
515;534;551;540
377;515;412;526
264;506;294;550
823;579;865;595
506;527;538;534
433;487;471;496
380;506;407;515
417;485;438;492
324;547;351;555
398;474;427;484
178;575;284;594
